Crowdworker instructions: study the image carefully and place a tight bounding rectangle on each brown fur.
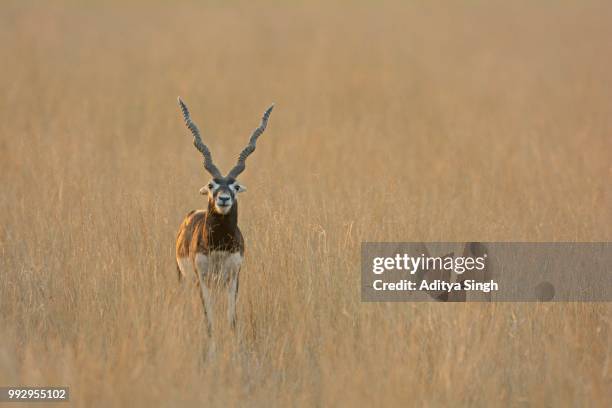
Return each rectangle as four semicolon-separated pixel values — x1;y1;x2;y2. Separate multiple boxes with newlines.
175;201;245;263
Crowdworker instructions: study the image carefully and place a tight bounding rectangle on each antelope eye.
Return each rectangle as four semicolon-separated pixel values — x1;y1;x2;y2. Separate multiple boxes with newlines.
208;183;214;189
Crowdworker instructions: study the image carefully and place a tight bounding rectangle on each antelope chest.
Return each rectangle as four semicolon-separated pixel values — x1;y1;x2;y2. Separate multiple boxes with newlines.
195;250;243;283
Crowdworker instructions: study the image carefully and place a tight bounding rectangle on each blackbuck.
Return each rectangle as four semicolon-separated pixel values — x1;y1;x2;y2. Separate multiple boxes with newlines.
175;98;274;332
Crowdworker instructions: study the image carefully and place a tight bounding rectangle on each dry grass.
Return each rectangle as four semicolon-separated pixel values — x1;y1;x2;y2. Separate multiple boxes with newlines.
0;1;610;406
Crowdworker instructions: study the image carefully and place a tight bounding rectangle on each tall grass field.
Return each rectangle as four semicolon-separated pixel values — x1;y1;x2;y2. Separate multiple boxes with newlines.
0;1;610;406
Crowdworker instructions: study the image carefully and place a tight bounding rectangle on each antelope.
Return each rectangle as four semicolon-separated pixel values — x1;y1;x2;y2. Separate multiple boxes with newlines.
175;97;274;332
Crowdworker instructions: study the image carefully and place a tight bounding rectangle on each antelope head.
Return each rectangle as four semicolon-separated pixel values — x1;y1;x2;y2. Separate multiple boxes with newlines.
178;97;274;215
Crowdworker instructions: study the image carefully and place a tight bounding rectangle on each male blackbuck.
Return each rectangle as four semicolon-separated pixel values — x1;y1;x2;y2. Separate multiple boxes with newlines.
175;97;274;332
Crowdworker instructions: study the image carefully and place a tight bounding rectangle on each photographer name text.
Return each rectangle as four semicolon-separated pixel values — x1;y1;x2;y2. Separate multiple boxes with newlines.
371;253;498;293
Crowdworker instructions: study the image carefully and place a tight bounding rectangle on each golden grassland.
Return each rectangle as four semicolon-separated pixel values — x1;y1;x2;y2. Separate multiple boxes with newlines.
0;1;610;406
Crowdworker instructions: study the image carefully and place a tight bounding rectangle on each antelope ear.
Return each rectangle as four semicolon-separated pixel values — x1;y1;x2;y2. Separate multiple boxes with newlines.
235;183;247;193
199;186;209;195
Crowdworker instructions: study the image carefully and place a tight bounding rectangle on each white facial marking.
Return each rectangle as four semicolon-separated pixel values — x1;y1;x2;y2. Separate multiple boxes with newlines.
214;191;233;214
230;183;246;193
